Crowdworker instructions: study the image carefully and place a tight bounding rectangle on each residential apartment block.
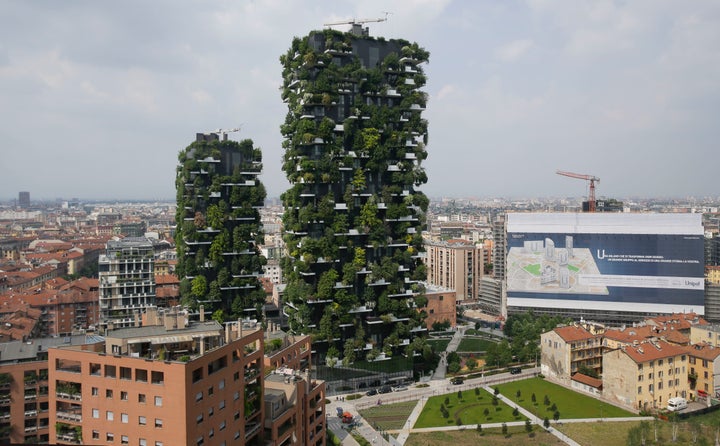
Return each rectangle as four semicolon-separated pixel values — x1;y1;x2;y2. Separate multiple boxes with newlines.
425;239;483;302
99;237;156;331
49;308;266;446
603;340;690;411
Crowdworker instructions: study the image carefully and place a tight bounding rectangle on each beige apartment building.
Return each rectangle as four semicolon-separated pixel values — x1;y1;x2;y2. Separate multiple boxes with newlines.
603;340;690;411
540;324;604;385
425;239;483;301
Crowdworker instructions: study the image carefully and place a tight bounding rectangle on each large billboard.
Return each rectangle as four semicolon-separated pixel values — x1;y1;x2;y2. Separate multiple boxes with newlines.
506;213;704;314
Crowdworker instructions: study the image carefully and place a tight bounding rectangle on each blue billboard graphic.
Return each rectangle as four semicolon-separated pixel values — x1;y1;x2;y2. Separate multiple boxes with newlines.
506;232;704;306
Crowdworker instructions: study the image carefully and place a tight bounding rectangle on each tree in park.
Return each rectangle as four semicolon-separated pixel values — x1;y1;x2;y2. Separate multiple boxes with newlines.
550;403;557;412
492;396;499;407
466;357;478;371
476;423;483;434
474;387;480;397
543;417;550;429
512;407;519;417
457;390;462;400
502;423;508;436
444;396;450;406
531;393;536;404
543;395;550;406
525;419;532;433
516;389;521;400
553;411;560;423
483;408;490;417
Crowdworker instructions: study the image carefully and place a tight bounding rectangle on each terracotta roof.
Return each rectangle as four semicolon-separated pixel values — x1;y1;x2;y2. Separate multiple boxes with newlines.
663;329;690;345
0;307;41;341
688;343;720;361
155;274;180;285
553;325;596;342
572;373;602;389
622;340;690;364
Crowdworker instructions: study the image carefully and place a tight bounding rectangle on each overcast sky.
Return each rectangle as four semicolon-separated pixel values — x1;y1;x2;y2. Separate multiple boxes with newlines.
1;0;718;202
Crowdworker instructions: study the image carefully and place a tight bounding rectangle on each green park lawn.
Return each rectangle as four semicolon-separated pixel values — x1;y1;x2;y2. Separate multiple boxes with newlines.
427;338;451;352
456;337;497;352
495;377;637;420
414;388;523;428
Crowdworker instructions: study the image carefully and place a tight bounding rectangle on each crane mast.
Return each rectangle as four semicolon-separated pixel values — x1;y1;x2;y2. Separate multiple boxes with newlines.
556;170;600;212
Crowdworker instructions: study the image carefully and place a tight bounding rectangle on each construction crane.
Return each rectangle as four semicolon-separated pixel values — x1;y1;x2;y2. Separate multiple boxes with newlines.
323;13;390;34
208;126;242;141
556;170;600;212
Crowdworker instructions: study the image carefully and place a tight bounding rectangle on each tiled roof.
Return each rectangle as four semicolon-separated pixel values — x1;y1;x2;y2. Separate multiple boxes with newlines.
572;373;602;389
688;343;720;361
553;325;595;342
622;340;689;364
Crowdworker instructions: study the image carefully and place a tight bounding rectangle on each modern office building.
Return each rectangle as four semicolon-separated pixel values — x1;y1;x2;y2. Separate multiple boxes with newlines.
175;133;267;319
425;239;483;301
49;307;266;446
279;25;430;359
491;215;506;280
18;191;30;209
98;237;156;331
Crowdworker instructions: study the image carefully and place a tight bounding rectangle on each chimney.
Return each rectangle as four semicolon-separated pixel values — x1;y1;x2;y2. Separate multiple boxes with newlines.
199;305;205;322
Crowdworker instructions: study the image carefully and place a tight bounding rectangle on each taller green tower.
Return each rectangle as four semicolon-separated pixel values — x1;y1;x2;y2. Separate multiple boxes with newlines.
175;132;267;320
279;26;430;362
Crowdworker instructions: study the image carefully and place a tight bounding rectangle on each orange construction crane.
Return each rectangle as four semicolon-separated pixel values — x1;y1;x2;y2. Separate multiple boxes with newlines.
556;170;600;212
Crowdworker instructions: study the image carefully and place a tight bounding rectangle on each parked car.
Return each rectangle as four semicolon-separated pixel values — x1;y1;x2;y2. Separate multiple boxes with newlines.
378;385;392;394
392;386;408;392
510;367;522;375
451;377;464;385
366;389;378;396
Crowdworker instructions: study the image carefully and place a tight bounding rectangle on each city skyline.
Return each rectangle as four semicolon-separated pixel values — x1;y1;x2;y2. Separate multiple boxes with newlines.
1;1;718;201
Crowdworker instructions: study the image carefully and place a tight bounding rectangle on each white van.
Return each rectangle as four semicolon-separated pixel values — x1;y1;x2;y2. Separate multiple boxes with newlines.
667;397;687;412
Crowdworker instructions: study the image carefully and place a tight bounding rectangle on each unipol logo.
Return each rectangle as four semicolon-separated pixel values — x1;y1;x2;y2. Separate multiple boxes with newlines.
596;249;606;260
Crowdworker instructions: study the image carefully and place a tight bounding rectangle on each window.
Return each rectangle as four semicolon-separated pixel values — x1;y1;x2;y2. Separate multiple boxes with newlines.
154;396;162;407
658;382;663;390
122;435;129;444
196;392;203;402
107;389;114;398
155;442;163;446
209;407;214;417
234;431;240;440
121;413;129;423
705;371;710;379
197;437;204;446
637;386;642;394
107;433;115;442
105;365;116;378
648;384;654;392
209;428;214;438
208;386;214;396
197;413;204;424
92;387;99;396
151;371;164;385
107;411;114;421
638;375;643;382
138;393;146;404
658;359;663;366
120;367;132;380
192;367;203;383
92;409;100;419
233;391;239;401
234;412;240;421
92;430;100;440
121;391;128;401
219;420;226;431
139;416;146;425
136;369;148;383
658;371;663;378
90;363;101;375
219;400;225;410
139;440;147;446
233;371;240;381
218;380;225;390
155;419;163;428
